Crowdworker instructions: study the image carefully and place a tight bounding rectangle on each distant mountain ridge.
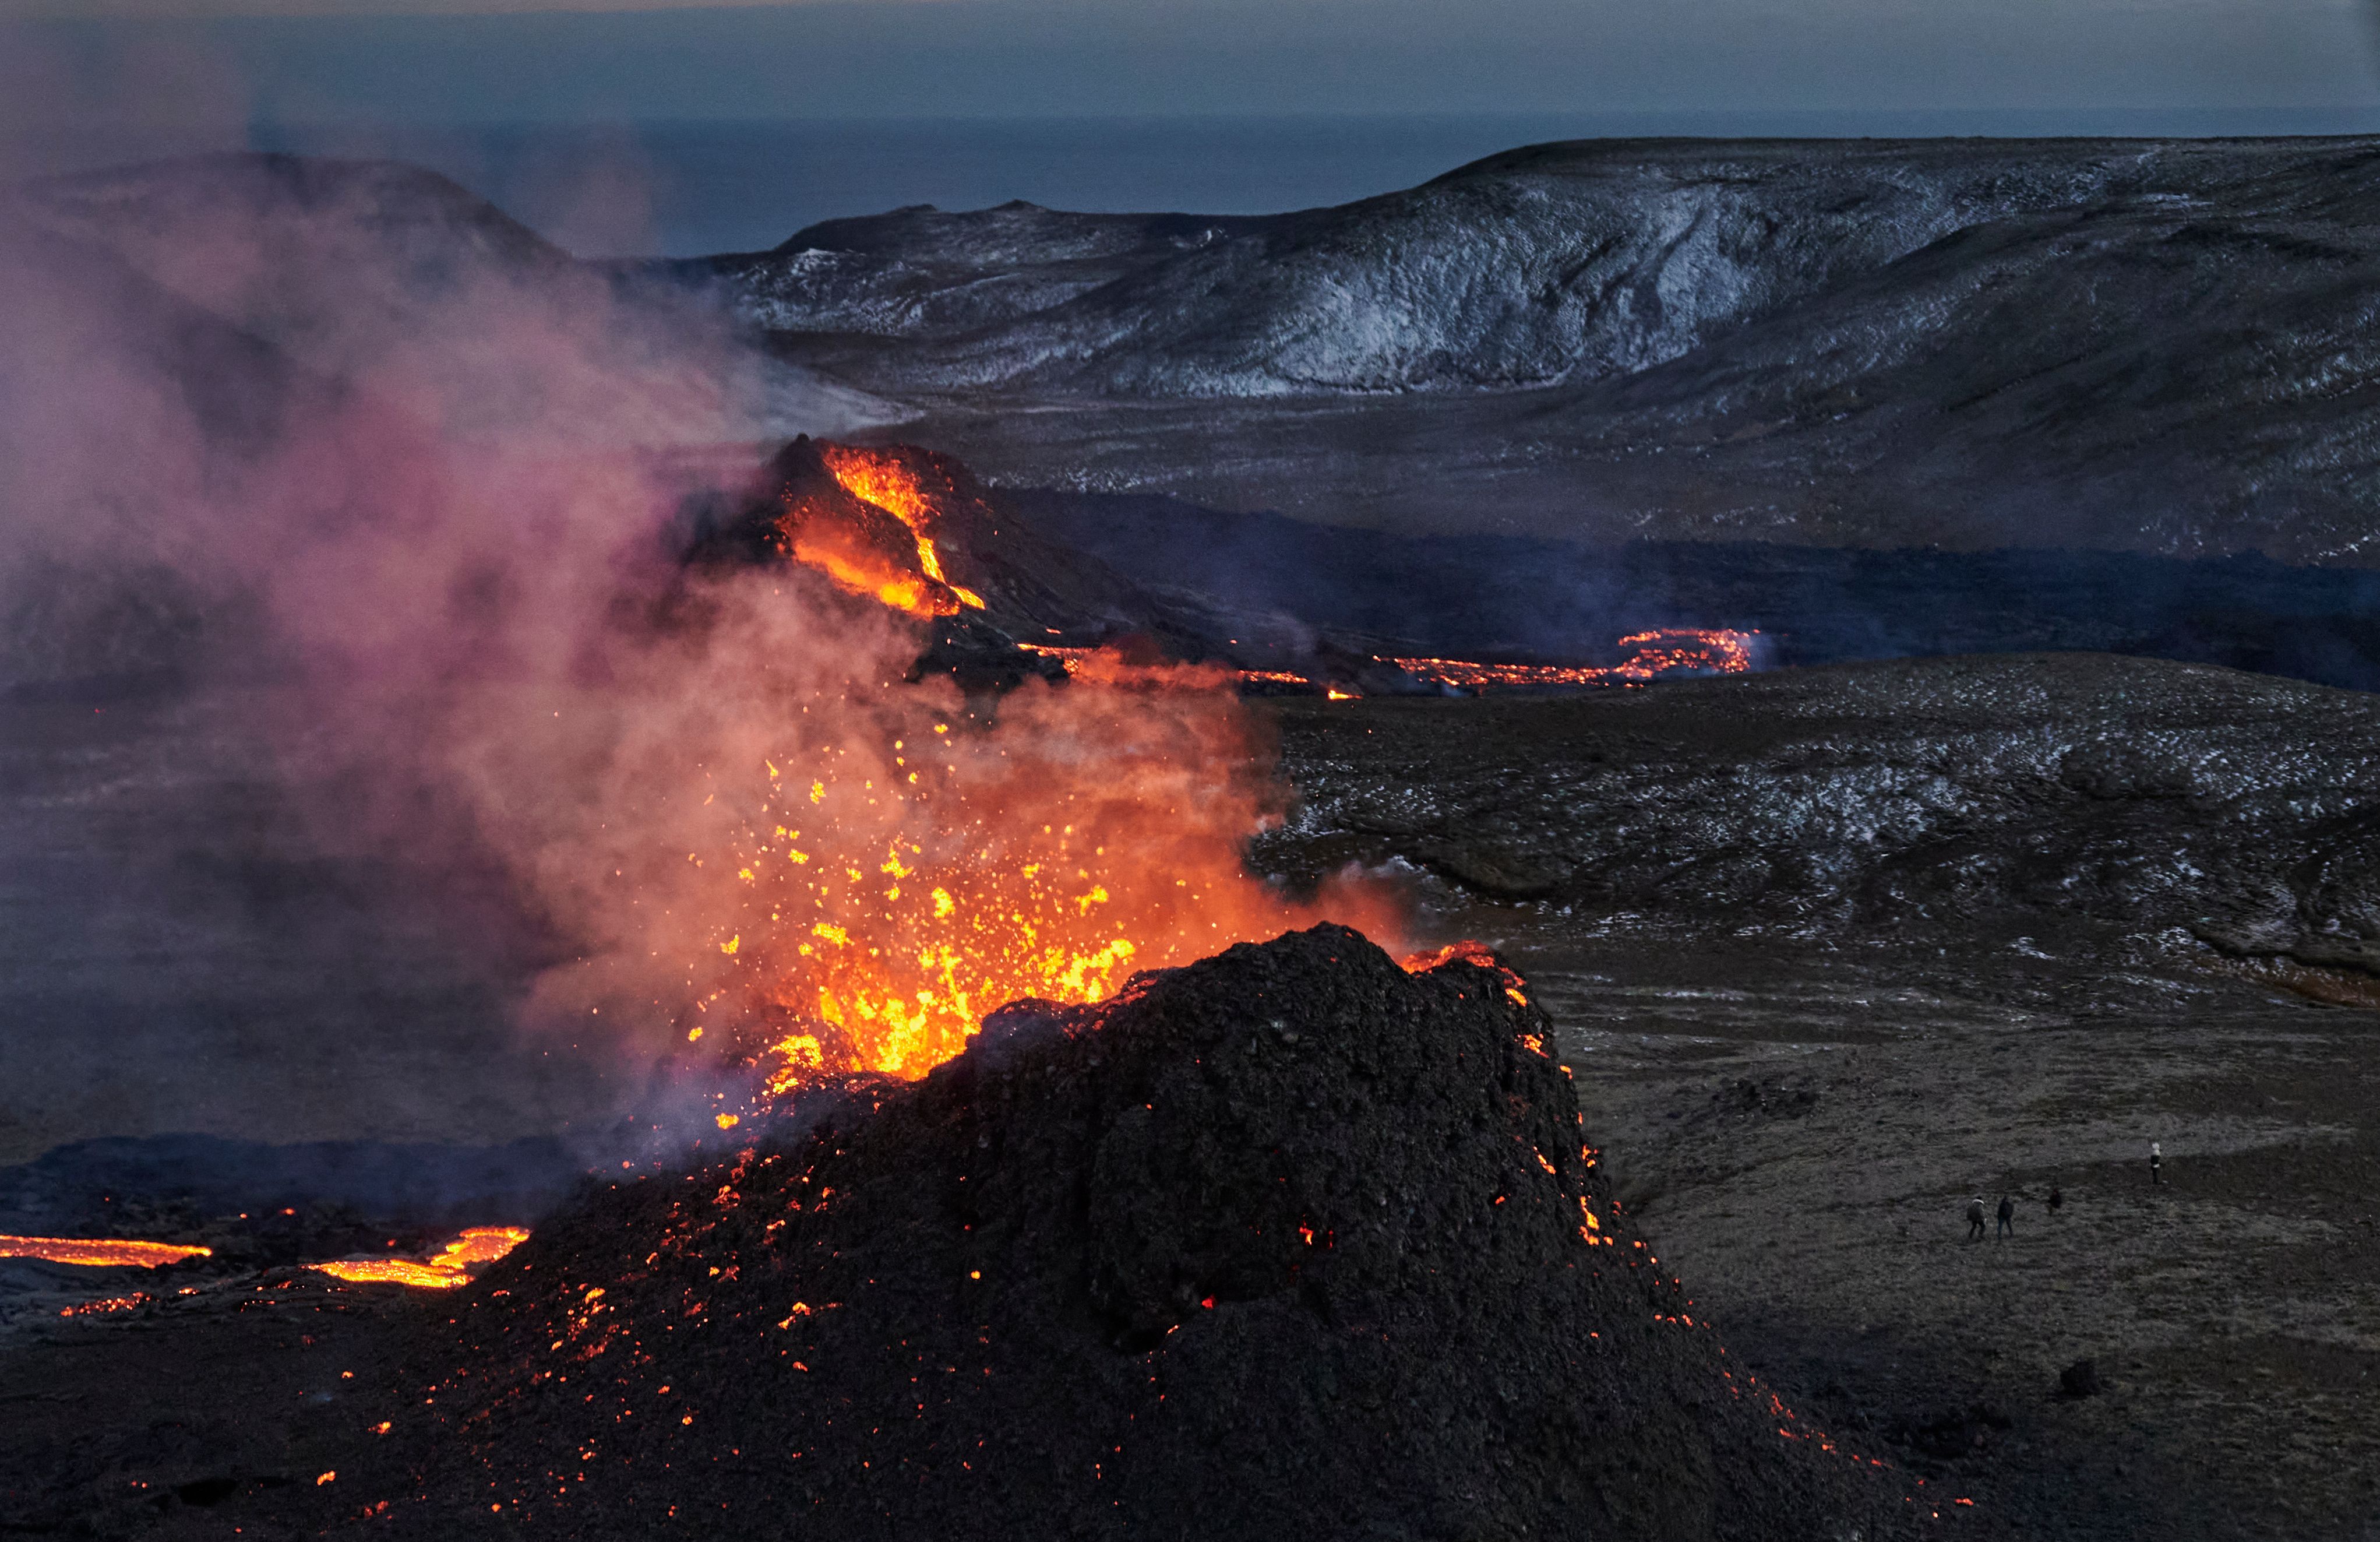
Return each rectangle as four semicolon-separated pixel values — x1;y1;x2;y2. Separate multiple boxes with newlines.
17;143;2380;568
684;138;2364;396
669;137;2380;565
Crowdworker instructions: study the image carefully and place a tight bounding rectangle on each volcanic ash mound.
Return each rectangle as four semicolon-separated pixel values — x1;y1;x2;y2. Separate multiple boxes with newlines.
398;927;1899;1540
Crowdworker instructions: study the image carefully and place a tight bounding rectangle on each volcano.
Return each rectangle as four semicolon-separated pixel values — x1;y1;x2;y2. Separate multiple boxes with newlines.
341;927;1904;1540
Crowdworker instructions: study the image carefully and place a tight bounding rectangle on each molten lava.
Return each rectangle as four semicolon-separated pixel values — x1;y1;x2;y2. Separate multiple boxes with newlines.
1401;939;1531;1006
817;445;986;612
1028;631;1759;696
309;1226;530;1291
1394;629;1758;690
747;442;981;620
689;644;1405;1097
57;1293;150;1317
1017;642;1101;669
1394;629;1758;691
0;1235;211;1268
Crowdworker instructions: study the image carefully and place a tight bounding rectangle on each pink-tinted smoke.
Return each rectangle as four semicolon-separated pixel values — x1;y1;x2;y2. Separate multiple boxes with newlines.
0;146;1406;1142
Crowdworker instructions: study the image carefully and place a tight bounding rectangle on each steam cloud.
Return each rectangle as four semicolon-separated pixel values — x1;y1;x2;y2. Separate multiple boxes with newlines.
0;146;1400;1152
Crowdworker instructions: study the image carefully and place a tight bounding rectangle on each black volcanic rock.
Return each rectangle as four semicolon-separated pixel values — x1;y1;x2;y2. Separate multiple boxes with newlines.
1260;653;2380;977
383;927;1903;1540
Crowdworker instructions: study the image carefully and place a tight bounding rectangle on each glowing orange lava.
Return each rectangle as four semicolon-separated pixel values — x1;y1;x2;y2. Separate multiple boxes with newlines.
1399;938;1531;1006
309;1227;530;1291
1394;629;1759;691
0;1235;212;1268
57;1293;150;1317
787;540;955;620
820;446;986;611
692;645;1405;1096
1028;632;1758;696
1017;642;1100;668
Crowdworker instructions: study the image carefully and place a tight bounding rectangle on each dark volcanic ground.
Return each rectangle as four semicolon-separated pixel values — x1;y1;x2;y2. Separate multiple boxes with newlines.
1257;653;2380;1540
3;653;2377;1540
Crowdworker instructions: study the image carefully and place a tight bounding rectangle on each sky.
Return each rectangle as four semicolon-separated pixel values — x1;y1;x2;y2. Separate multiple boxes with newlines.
5;0;2377;128
6;0;2378;254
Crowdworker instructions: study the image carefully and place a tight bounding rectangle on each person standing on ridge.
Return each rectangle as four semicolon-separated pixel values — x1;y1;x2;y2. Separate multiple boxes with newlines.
1996;1194;2015;1238
1966;1195;1987;1241
2150;1142;2164;1187
2047;1183;2064;1214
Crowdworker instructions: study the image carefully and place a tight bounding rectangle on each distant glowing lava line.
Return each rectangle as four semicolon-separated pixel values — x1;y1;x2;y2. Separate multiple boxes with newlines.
0;1235;213;1268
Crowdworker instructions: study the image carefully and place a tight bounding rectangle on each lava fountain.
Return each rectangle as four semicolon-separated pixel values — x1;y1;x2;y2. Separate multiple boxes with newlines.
627;443;1420;1103
680;646;1407;1101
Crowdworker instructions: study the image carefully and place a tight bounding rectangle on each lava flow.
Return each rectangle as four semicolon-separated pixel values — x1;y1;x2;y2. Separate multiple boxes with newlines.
1394;629;1760;691
817;445;987;612
1401;938;1531;1006
757;442;997;618
309;1227;531;1291
0;1235;212;1268
1027;631;1760;695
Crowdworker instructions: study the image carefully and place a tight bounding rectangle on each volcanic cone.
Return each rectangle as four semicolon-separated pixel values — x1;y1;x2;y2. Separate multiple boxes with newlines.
384;926;1903;1540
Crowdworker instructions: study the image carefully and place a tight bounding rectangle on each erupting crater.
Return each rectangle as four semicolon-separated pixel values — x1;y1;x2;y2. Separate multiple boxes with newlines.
674;441;1410;1103
664;439;1767;1113
380;927;1907;1541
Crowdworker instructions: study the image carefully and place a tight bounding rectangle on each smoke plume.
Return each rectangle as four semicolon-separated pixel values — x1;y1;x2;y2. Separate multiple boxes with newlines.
0;145;1400;1153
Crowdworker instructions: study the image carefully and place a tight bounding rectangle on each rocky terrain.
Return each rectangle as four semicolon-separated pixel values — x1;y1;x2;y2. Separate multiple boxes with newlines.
3;654;2376;1539
669;138;2380;564
5;142;2379;1541
1253;653;2380;1540
355;927;1902;1542
1261;652;2380;969
16;147;2380;692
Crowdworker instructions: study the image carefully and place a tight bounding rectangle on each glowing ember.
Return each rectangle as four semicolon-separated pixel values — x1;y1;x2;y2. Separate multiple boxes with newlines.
694;644;1405;1094
819;446;987;611
1394;629;1760;691
1017;642;1101;667
1400;939;1531;1007
309;1227;530;1291
58;1293;150;1317
0;1235;211;1268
